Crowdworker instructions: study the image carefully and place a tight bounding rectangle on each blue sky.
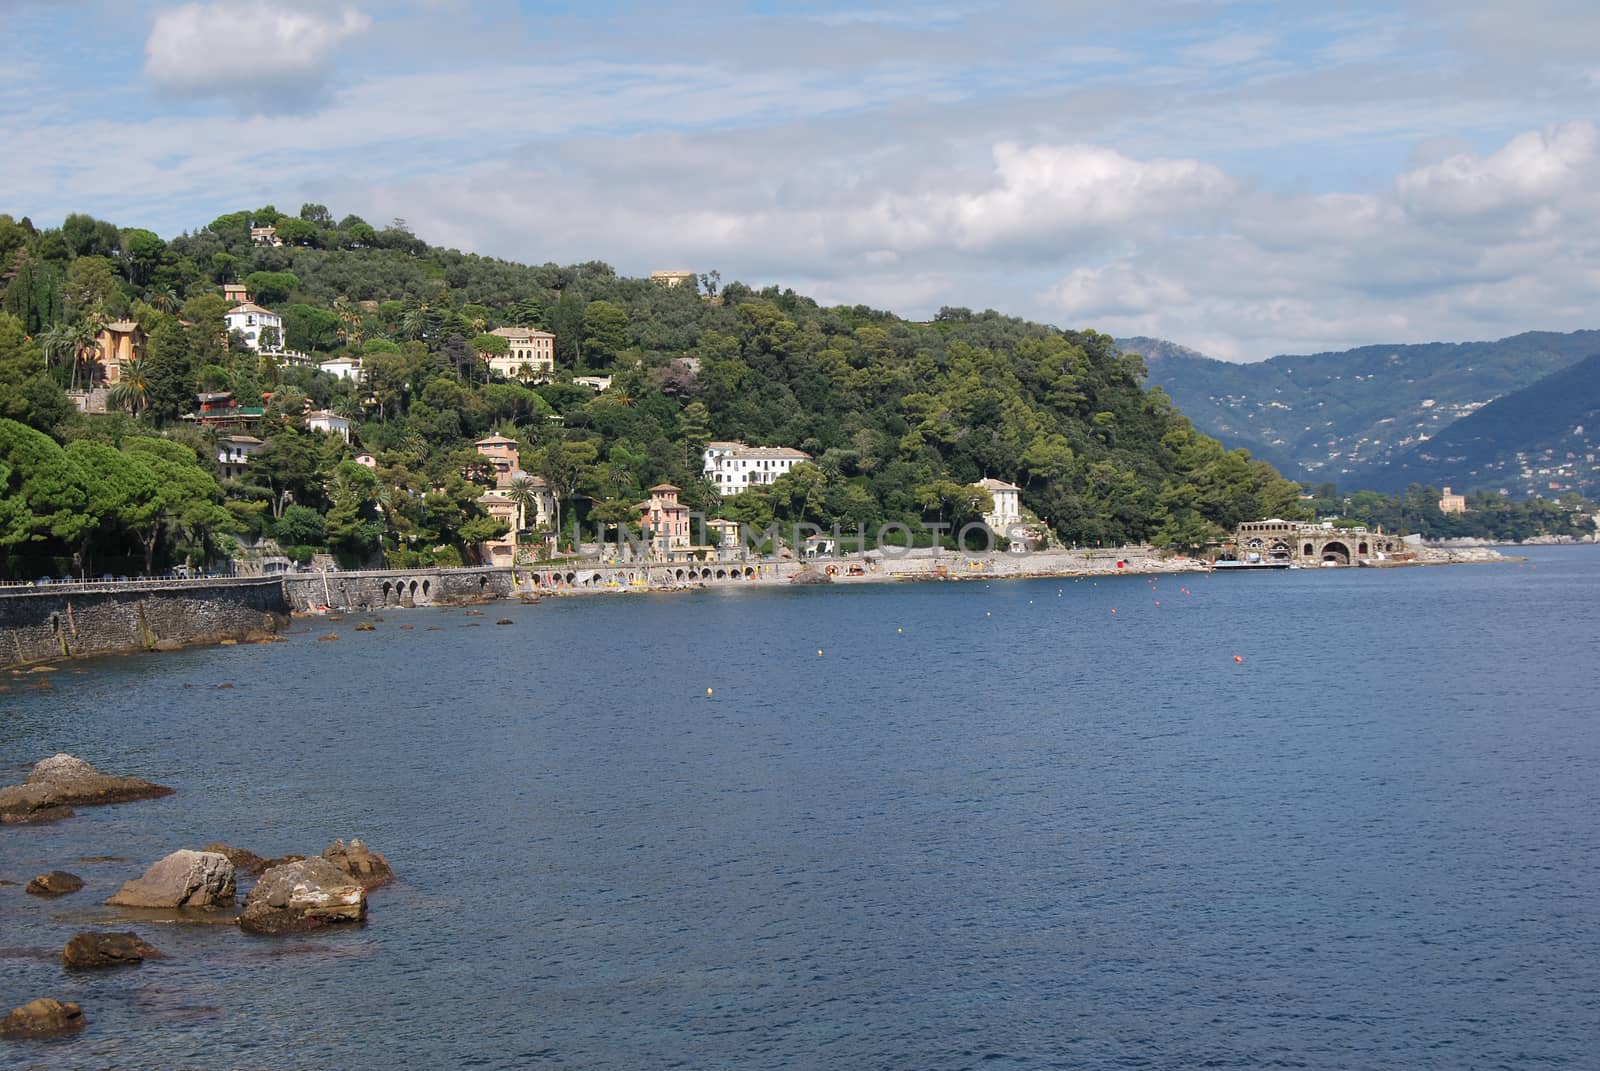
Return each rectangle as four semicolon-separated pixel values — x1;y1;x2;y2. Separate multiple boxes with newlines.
3;0;1598;359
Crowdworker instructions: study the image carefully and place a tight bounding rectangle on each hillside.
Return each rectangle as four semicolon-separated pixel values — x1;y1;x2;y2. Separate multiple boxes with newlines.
0;206;1306;578
1121;331;1600;484
1358;352;1600;496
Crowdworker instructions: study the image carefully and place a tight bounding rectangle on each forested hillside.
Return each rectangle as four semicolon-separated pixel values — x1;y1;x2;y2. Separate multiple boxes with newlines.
0;205;1307;578
1358;353;1600;496
1124;332;1600;482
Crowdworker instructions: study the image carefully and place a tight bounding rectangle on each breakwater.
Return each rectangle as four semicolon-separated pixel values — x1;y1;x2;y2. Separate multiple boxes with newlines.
0;578;289;669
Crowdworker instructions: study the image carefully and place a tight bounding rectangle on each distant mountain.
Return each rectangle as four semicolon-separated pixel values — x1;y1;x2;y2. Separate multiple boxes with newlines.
1357;352;1600;497
1121;330;1600;487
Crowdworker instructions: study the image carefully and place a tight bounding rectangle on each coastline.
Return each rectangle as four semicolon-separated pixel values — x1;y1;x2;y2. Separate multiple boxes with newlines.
2;545;1516;670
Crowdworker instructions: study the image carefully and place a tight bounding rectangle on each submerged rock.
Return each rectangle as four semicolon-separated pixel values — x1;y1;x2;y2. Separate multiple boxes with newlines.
0;753;173;825
25;872;84;898
321;838;394;890
106;850;235;910
0;998;85;1038
239;857;366;935
62;932;163;969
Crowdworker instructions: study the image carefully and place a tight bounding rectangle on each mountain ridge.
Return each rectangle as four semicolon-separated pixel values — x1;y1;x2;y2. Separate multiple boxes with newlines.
1121;330;1600;488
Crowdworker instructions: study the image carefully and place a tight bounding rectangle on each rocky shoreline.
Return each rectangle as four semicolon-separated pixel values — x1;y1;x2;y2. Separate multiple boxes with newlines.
1;753;395;1041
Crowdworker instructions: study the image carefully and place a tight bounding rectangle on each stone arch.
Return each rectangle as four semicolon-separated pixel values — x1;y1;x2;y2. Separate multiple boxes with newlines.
478;575;489;589
1357;541;1369;556
422;579;430;595
565;572;576;584
1303;542;1314;557
743;567;755;578
381;580;394;604
1321;540;1351;565
716;569;726;579
409;580;419;595
675;568;685;580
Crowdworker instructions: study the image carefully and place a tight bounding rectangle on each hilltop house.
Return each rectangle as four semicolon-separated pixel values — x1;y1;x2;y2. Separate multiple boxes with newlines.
318;355;362;382
224;302;284;352
1439;487;1467;514
703;441;812;494
185;391;263;430
216;434;265;480
93;320;146;384
222;282;252;304
650;270;696;288
484;326;556;379
307;410;352;442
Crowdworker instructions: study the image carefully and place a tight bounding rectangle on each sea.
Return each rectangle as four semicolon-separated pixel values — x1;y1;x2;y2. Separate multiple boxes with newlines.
2;547;1597;1069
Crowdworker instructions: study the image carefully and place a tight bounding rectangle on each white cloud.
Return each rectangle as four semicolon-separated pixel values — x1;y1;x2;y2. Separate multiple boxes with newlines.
1395;120;1599;226
143;2;372;113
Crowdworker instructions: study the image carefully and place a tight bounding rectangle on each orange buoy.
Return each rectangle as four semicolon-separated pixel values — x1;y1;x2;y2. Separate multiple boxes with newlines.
1233;655;1243;663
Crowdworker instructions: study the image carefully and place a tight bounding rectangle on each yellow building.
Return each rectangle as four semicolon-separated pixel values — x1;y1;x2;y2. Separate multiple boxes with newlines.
1438;487;1467;514
93;321;147;385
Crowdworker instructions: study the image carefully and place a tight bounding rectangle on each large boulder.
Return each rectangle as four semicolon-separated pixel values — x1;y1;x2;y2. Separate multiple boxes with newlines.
25;871;84;897
322;838;395;890
239;857;366;935
0;998;85;1038
106;850;235;910
62;932;163;970
0;753;172;824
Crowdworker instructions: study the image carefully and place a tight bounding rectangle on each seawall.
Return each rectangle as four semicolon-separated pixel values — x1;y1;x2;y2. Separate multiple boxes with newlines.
0;578;290;669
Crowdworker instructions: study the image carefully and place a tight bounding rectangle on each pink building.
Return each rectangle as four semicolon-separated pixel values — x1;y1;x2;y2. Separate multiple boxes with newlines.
636;483;692;559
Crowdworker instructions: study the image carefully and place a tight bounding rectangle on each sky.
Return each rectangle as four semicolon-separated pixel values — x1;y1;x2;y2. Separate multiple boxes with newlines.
2;0;1598;360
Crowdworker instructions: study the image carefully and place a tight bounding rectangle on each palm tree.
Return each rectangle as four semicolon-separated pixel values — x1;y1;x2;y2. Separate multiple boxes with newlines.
149;288;180;314
506;474;544;539
107;359;150;417
400;300;432;342
38;323;75;380
67;319;102;391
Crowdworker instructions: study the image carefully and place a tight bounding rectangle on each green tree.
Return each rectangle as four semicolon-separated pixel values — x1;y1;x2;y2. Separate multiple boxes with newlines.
582;300;628;366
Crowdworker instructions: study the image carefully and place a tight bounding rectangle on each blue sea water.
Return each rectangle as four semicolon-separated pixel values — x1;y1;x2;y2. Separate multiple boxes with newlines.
2;548;1597;1069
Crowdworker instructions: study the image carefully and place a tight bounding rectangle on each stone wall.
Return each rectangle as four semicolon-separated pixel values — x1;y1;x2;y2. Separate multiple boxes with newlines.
282;568;515;611
0;579;289;669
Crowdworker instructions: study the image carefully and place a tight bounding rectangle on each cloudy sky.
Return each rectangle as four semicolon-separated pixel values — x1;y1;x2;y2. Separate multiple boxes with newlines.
3;0;1598;359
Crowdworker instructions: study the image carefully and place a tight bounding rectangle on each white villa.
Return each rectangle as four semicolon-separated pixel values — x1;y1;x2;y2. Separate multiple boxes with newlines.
215;434;265;480
485;326;556;379
975;477;1022;532
225;302;284;352
307;410;352;442
703;441;812;494
319;356;363;382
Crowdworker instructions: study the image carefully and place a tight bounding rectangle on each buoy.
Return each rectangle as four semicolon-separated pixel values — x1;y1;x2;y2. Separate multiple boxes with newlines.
817;649;823;656
1110;608;1117;614
1154;600;1160;606
985;611;991;617
897;628;903;634
706;687;714;696
1233;655;1243;663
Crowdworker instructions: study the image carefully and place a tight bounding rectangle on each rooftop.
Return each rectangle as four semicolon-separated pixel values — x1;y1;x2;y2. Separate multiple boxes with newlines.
976;477;1021;491
490;326;555;340
227;302;276;316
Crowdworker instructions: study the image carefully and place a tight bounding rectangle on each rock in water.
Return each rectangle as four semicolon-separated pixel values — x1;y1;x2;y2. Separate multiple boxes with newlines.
322;838;395;890
0;998;85;1038
239;857;367;935
62;932;163;969
25;871;85;897
106;850;236;909
203;842;268;874
0;753;173;825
